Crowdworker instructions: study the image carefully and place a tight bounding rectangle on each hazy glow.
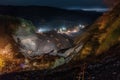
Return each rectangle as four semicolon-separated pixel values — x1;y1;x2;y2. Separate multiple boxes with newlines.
37;24;85;36
57;24;85;36
66;7;108;12
37;28;51;33
79;24;85;29
82;8;108;12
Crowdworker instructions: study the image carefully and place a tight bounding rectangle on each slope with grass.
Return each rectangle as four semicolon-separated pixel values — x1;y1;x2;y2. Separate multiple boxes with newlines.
74;2;120;60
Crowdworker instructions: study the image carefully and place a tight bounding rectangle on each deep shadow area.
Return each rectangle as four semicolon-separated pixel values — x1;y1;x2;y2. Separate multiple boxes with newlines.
0;44;120;80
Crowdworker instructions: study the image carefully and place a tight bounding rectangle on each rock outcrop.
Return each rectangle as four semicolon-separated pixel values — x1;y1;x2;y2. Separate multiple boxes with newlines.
0;1;120;77
74;1;120;60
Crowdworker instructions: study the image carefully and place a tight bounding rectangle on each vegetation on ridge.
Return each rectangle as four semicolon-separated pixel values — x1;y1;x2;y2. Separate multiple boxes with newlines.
74;2;120;60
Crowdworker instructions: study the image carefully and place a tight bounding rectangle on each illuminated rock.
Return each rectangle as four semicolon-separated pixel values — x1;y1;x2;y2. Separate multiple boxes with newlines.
74;1;120;60
17;31;73;59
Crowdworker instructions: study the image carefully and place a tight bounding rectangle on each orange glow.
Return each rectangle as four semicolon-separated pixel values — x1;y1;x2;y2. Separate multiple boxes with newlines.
98;14;108;30
0;58;5;70
99;21;106;30
57;26;80;35
0;34;24;74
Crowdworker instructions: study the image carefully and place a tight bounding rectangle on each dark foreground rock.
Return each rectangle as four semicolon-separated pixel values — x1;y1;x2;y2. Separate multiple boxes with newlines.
0;44;120;80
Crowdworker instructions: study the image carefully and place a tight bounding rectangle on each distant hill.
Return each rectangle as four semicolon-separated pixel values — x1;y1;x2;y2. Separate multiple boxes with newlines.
0;6;102;27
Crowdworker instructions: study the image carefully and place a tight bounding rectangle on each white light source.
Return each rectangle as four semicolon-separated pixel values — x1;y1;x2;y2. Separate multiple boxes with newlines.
79;24;82;27
79;24;85;29
37;28;51;33
62;27;67;31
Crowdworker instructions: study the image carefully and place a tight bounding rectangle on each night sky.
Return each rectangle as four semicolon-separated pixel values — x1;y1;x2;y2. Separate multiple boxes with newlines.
0;0;107;11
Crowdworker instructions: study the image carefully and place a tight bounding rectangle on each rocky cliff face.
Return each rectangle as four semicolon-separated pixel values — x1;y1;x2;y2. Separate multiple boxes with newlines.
0;1;120;77
74;2;120;60
0;15;74;74
0;15;36;74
